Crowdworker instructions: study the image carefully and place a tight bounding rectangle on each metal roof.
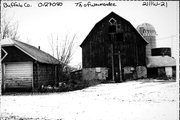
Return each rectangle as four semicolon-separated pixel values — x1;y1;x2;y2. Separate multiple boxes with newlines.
1;38;60;64
146;56;176;68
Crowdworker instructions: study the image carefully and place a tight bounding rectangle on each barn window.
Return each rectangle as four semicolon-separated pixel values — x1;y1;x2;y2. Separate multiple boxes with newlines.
108;25;116;33
116;33;124;42
108;18;117;33
116;24;121;33
109;18;116;25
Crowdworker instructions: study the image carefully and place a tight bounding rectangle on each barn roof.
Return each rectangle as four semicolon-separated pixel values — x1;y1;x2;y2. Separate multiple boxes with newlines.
80;11;148;47
1;38;60;64
146;56;176;68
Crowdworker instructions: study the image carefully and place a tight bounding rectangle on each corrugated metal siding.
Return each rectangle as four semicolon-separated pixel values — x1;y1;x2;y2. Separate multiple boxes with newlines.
4;62;33;89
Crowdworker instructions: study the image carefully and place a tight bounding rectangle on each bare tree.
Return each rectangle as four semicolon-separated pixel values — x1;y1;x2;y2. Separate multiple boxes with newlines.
48;34;76;82
0;9;20;94
1;9;19;40
48;34;76;70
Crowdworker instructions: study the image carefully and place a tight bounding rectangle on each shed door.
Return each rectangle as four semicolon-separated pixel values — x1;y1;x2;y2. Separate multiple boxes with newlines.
165;67;172;77
4;62;33;89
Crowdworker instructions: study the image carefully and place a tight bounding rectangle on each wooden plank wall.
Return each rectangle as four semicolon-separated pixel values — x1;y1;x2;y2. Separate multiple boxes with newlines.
82;22;146;68
4;62;33;89
81;13;147;81
4;77;32;88
37;63;56;88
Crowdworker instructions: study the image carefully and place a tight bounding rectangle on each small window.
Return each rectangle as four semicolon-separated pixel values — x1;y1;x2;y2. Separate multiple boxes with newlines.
116;24;121;33
96;67;101;72
109;18;116;25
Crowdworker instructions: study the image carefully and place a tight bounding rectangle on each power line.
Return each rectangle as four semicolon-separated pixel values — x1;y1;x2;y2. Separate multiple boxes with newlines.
156;35;176;41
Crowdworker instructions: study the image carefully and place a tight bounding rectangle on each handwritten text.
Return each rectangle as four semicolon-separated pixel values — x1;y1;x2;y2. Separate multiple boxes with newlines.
142;1;168;7
75;2;116;7
3;2;32;8
38;2;63;7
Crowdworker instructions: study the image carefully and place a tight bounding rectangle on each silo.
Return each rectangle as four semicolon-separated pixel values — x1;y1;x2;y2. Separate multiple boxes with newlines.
137;23;157;57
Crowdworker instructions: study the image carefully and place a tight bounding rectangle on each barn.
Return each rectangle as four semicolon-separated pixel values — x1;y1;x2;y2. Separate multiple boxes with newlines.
80;12;148;82
1;38;60;92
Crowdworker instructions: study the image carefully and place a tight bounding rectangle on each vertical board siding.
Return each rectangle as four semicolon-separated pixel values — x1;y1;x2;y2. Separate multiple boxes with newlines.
37;63;55;88
33;63;38;89
81;12;147;81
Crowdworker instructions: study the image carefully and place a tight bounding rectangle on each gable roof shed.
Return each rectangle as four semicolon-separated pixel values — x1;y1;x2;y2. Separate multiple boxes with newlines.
1;38;59;64
146;56;176;68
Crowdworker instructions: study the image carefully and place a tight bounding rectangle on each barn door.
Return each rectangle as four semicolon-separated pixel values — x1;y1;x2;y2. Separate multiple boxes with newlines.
113;51;123;82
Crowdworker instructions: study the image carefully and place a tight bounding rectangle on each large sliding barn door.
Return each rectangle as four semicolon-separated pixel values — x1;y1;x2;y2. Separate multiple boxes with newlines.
4;62;33;89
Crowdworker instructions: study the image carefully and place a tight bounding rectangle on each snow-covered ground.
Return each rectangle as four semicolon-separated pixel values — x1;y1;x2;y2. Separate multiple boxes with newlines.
0;80;178;120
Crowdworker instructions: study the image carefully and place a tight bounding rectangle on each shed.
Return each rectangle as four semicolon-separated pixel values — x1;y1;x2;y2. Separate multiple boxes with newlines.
80;12;148;82
1;38;60;92
146;56;176;78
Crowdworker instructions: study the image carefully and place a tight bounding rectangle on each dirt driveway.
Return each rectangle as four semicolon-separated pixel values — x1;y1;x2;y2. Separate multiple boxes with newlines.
0;80;178;120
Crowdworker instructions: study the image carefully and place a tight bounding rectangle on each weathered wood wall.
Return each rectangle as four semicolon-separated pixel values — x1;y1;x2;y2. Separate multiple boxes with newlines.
3;62;33;91
36;63;56;88
81;14;146;68
81;12;147;81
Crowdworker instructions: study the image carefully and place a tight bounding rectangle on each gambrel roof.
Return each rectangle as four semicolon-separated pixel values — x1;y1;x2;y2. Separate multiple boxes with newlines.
80;11;148;47
1;38;59;64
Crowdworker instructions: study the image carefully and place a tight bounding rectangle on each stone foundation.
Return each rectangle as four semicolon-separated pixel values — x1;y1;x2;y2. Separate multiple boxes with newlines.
82;67;108;81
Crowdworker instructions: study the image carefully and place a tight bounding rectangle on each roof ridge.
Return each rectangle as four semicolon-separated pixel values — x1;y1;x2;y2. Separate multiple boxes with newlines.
13;39;55;58
7;39;60;64
80;11;148;46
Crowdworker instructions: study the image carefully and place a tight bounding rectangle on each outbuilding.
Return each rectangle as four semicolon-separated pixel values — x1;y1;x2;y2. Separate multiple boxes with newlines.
1;38;60;92
146;56;176;79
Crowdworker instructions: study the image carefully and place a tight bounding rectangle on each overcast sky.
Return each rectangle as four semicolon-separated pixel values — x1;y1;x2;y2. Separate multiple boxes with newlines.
1;1;179;67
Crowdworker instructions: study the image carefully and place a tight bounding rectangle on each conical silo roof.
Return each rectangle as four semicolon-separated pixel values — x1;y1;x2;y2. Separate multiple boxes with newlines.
137;23;157;36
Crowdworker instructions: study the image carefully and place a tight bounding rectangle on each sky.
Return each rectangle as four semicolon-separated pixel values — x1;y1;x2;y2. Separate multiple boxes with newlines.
1;1;179;67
